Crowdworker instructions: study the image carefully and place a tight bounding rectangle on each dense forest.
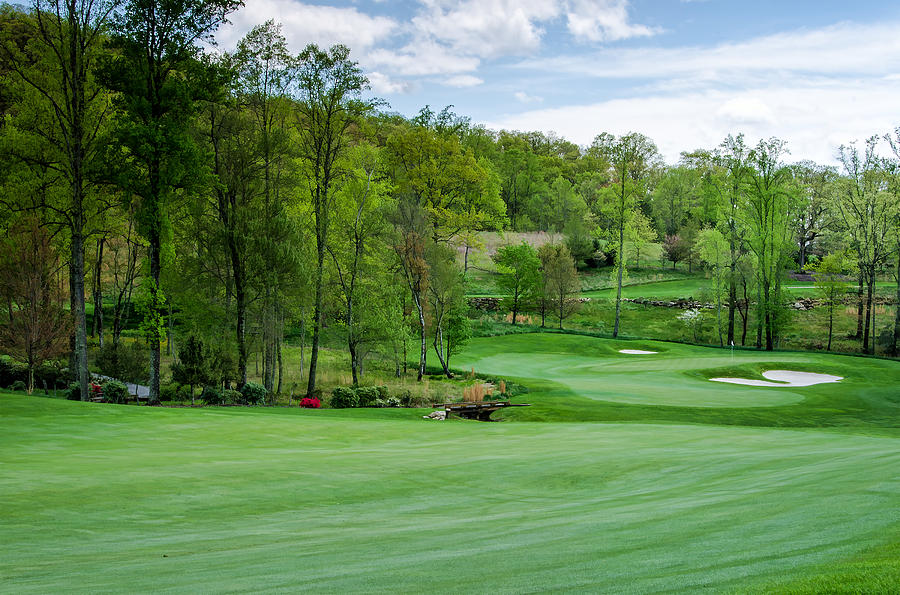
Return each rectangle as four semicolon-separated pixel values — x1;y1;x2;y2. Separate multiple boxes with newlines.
2;0;900;404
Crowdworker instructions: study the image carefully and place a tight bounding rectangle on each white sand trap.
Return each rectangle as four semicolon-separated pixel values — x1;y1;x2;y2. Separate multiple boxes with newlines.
619;349;658;355
710;370;843;387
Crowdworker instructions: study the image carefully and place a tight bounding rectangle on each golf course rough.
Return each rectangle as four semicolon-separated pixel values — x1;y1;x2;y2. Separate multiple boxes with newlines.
2;332;898;592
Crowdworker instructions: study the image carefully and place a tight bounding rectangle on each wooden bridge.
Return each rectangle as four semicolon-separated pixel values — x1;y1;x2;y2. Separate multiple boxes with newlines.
434;400;531;421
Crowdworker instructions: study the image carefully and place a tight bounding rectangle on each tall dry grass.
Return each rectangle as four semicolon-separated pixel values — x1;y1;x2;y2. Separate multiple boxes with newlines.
462;384;485;402
504;312;535;325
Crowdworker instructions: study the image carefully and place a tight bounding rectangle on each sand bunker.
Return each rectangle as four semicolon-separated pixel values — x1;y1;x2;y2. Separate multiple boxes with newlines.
619;349;658;355
710;370;843;387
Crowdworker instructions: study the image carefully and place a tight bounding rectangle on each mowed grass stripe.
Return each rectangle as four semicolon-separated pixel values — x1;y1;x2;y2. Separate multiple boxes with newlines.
1;394;898;593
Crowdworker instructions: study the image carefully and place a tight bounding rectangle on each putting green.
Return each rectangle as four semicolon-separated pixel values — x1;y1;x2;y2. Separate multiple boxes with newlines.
455;333;882;408
1;394;898;593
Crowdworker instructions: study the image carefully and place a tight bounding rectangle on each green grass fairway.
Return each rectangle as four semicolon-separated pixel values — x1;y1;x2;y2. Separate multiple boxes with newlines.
455;334;892;409
1;393;898;593
581;277;894;301
581;277;711;300
455;333;900;426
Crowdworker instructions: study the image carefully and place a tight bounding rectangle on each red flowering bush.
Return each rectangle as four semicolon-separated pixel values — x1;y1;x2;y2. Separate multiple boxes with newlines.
299;397;321;409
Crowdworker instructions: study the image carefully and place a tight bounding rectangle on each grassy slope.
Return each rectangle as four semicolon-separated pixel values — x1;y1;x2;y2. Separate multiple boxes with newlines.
1;391;898;593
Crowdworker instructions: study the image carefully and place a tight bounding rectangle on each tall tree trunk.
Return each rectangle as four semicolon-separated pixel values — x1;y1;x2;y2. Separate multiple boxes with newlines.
755;282;763;349
558;287;564;330
349;341;359;385
166;301;173;356
27;363;35;396
92;237;105;348
70;226;89;401
855;272;864;339
148;232;161;405
348;293;358;385
276;338;283;397
613;227;624;338
147;155;162;405
233;257;247;386
433;321;450;378
511;289;519;326
307;232;325;396
727;242;737;346
413;292;427;381
740;282;750;346
863;270;873;354
299;309;306;380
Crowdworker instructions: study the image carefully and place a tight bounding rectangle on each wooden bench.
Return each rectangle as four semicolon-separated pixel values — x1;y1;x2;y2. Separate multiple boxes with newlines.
434;400;530;421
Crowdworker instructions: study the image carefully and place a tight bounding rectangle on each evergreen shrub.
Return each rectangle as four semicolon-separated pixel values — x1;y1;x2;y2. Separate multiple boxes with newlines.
240;381;267;405
103;380;129;404
330;386;358;408
200;386;223;405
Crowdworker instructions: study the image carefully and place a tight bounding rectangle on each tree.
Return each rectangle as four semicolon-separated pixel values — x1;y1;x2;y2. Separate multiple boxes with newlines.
539;243;580;330
662;234;688;269
426;241;464;377
170;334;209;405
385;115;505;241
834;138;895;354
99;0;242;403
391;199;431;381
1;0;119;402
712;135;752;347
594;132;659;338
328;143;393;385
697;228;729;347
544;176;587;232
444;309;471;371
497;145;546;230
650;166;697;236
293;43;371;397
625;211;657;268
233;20;297;391
106;212;142;345
814;252;849;351
0;218;71;393
493;242;541;325
455;229;484;277
790;161;836;270
745;138;794;350
880;128;900;355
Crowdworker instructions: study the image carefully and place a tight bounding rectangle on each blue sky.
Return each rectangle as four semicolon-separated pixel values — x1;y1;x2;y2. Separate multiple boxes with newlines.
217;1;900;164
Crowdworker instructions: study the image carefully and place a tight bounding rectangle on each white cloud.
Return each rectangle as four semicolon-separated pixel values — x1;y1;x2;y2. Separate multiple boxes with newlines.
514;91;544;103
217;0;656;85
367;71;414;95
491;20;900;164
520;21;900;80
565;0;660;43
411;0;559;58
716;97;776;126
365;41;481;76
218;1;398;52
443;74;484;87
487;79;900;165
